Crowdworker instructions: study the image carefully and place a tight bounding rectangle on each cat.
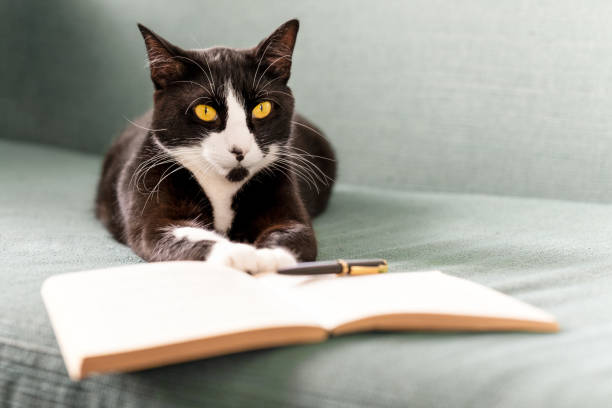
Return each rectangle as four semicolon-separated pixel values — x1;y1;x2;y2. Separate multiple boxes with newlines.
95;19;336;274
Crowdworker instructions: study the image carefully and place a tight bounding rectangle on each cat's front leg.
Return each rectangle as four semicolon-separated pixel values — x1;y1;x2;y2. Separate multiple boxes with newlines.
141;224;226;263
254;221;317;263
139;223;296;274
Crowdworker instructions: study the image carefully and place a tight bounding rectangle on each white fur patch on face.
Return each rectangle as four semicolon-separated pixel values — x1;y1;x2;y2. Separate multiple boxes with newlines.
201;85;264;174
207;242;297;274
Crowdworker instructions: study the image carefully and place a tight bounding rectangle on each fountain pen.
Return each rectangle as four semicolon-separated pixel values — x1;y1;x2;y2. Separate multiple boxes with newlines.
277;259;388;276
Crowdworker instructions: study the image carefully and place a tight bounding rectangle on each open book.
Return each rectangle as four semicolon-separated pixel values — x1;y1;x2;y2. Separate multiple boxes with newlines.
41;261;558;380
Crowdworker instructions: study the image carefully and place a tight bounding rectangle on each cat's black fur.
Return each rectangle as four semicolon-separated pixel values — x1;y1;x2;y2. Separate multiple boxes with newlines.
95;20;335;270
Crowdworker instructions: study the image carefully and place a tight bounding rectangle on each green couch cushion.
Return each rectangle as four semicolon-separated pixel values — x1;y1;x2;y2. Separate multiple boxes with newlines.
5;1;612;202
2;139;612;407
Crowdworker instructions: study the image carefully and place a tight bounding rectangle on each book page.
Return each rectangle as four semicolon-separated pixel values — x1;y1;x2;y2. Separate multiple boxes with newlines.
42;261;323;379
258;271;558;332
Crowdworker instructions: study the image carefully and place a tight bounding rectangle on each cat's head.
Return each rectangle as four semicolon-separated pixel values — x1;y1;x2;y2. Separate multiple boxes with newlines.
138;20;299;182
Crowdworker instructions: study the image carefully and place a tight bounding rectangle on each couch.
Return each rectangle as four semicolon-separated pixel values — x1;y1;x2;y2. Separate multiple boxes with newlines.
2;1;612;406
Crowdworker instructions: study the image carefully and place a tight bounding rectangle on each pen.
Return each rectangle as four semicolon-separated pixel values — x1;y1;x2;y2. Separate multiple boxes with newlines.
277;259;388;276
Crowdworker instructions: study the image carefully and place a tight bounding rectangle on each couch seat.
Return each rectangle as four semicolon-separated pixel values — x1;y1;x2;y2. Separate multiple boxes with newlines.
2;140;611;407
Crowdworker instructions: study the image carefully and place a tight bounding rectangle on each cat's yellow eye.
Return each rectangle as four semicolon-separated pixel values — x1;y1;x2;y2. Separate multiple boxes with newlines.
194;104;217;122
252;101;272;119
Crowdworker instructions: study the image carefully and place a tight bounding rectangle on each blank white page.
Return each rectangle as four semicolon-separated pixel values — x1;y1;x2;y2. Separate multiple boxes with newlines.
42;261;320;378
258;271;557;331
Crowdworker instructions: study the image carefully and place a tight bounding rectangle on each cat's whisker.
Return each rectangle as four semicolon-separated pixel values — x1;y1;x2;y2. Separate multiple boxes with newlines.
276;163;319;193
281;159;331;186
135;159;177;193
130;142;190;192
252;91;282;107
278;150;334;183
140;157;204;213
282;145;336;161
124;116;167;132
263;89;294;99
185;96;213;115
278;147;334;177
255;54;292;90
276;155;330;187
270;166;294;185
130;154;174;190
254;78;289;101
252;40;274;90
153;164;187;201
277;160;321;188
133;150;173;170
172;55;215;93
191;35;206;51
137;164;175;201
258;76;284;93
130;152;169;178
203;59;216;93
290;121;325;139
172;80;212;95
271;159;320;193
267;162;296;186
152;163;182;192
281;155;335;181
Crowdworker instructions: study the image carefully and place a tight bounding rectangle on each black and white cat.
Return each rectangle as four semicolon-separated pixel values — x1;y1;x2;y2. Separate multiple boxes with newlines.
95;19;336;274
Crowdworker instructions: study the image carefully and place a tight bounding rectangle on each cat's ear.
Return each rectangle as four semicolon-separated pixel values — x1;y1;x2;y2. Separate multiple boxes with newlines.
254;19;299;83
138;24;187;89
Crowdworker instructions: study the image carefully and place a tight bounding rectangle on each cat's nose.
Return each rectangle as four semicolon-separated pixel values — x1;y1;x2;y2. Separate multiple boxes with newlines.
229;146;244;162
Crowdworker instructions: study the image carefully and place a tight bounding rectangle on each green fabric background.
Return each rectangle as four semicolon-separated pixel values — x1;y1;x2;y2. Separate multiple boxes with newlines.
5;1;612;201
3;1;612;406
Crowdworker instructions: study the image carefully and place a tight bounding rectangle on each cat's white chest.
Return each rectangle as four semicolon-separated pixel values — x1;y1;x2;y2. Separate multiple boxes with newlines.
159;138;251;234
190;169;246;234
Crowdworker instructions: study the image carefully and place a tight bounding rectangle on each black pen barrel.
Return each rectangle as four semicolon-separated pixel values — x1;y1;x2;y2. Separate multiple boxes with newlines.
277;261;341;275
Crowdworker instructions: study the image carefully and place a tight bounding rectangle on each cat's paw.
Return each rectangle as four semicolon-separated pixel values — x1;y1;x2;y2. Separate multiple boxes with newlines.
208;242;259;272
207;242;296;274
253;247;297;274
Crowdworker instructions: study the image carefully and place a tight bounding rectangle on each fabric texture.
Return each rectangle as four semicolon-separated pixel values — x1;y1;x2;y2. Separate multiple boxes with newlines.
5;1;612;202
1;140;611;407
